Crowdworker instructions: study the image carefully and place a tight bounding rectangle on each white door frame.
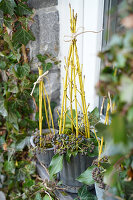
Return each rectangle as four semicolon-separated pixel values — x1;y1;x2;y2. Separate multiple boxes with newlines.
58;0;104;111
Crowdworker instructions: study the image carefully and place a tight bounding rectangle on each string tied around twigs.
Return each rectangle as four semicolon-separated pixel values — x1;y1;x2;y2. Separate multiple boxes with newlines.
64;27;103;42
30;70;49;96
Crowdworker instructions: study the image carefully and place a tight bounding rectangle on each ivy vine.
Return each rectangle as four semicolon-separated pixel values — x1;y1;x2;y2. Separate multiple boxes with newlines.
0;0;57;199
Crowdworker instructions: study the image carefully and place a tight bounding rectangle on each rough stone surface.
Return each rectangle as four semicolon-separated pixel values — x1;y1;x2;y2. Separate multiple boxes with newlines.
28;0;58;9
0;191;6;200
54;190;74;200
29;9;59;68
28;0;60;125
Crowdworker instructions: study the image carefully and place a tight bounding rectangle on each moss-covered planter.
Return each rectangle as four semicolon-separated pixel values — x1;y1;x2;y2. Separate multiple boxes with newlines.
30;129;58;168
60;154;95;193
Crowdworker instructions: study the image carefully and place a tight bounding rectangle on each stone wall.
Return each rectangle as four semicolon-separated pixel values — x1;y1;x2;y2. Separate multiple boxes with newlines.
28;0;60;128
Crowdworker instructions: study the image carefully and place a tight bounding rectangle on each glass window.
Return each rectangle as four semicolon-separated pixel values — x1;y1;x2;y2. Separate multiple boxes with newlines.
99;0;122;115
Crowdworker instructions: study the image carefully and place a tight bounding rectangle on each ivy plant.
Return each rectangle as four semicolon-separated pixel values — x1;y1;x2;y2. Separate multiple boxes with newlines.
96;0;133;199
0;0;58;199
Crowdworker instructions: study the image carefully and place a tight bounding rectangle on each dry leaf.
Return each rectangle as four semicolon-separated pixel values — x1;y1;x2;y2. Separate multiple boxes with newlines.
3;143;7;151
121;14;133;28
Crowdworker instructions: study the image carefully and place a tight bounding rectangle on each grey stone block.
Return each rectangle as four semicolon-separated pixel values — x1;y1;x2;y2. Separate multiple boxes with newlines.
28;0;58;9
54;190;74;200
0;191;6;200
29;9;59;68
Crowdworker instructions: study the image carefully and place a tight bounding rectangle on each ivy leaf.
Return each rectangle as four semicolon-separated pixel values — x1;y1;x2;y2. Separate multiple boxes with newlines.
4;32;17;56
23;179;35;188
87;146;98;157
78;185;97;200
13;27;35;46
18;17;33;29
65;109;76;127
17;63;30;78
89;107;100;126
35;193;42;200
0;0;16;16
7;111;19;130
4;17;13;28
37;54;47;62
120;75;133;104
4;160;15;174
48;154;63;179
76;166;95;185
110;114;127;144
0;96;7;117
16;136;30;151
46;63;52;71
0;61;6;70
43;194;54;200
66;149;72;162
15;2;33;16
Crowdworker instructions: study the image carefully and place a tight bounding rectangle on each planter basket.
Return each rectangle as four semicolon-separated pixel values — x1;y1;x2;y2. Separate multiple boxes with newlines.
60;154;95;193
30;129;58;168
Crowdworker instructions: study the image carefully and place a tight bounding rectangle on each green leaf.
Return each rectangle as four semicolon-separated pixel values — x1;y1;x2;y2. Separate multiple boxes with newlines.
23;179;35;188
66;150;72;162
127;106;133;122
35;193;42;200
37;54;47;62
15;2;33;16
7;111;19;130
17;63;30;78
120;76;133;104
49;154;63;179
18;16;33;29
0;0;16;16
43;194;53;200
110;114;127;144
4;32;17;56
16;136;30;151
89;107;100;126
8;83;18;93
0;96;7;117
4;17;13;28
0;61;6;70
116;53;126;68
76;166;95;185
13;27;35;45
4;160;15;174
78;185;97;200
46;63;52;70
87;146;98;157
65;109;76;128
99;162;111;169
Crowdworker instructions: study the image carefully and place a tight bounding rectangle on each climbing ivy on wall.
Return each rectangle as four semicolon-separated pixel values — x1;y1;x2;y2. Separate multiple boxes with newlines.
0;0;57;199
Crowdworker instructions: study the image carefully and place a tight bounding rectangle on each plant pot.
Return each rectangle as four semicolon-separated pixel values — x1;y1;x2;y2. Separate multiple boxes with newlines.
95;182;105;200
60;154;95;193
30;129;58;168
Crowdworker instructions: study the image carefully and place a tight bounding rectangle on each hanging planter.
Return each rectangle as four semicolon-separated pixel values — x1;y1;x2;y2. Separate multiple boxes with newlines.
48;5;102;193
30;129;58;168
60;153;95;193
50;131;99;193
